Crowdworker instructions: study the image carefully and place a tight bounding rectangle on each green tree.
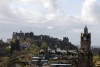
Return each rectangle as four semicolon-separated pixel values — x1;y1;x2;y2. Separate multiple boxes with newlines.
41;42;48;52
0;57;10;67
32;46;40;56
45;52;49;60
30;44;36;49
13;50;21;57
24;48;29;51
21;50;28;55
11;39;16;43
41;42;48;49
29;44;40;56
6;46;11;56
26;38;32;43
34;46;40;52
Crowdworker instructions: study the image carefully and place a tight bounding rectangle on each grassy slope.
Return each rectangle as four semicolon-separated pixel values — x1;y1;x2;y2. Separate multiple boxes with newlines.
93;55;99;61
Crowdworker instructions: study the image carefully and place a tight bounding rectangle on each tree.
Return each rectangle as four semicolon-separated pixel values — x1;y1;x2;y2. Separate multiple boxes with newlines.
30;44;36;51
45;52;49;60
24;48;29;51
29;44;40;56
26;38;32;43
11;39;16;43
6;46;11;56
21;50;28;55
41;42;48;49
0;57;10;67
32;46;40;56
13;50;21;57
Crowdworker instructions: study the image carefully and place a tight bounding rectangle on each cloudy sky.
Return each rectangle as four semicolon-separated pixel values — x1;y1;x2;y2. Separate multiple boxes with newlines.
0;0;100;46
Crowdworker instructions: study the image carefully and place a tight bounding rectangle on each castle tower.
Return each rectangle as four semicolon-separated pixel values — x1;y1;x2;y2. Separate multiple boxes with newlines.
80;25;91;52
12;32;17;39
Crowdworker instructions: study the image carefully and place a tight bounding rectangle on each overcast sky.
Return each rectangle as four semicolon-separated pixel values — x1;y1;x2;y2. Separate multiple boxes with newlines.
0;0;100;46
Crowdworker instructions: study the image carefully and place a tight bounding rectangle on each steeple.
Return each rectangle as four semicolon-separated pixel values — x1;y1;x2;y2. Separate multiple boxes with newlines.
84;25;88;34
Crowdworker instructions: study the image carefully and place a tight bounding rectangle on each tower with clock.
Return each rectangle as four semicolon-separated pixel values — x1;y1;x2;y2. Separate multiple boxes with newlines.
80;25;91;51
80;25;93;67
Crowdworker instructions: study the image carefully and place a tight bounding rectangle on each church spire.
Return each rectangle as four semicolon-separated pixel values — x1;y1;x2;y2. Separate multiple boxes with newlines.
84;25;88;34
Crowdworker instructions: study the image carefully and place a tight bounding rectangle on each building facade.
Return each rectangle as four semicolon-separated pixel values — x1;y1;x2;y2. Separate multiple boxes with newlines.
0;39;6;57
80;25;93;67
11;39;20;53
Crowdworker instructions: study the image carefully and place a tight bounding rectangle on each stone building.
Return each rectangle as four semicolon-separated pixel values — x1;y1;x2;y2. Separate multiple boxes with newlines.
12;31;34;40
11;39;20;53
12;31;76;49
20;41;30;50
80;25;93;67
0;39;6;57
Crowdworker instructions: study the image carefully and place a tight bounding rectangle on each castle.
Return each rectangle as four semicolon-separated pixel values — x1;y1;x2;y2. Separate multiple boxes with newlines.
12;31;76;49
11;26;93;67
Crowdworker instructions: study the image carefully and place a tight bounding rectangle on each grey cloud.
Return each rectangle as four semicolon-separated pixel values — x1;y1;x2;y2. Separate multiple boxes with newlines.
82;0;100;24
0;0;100;46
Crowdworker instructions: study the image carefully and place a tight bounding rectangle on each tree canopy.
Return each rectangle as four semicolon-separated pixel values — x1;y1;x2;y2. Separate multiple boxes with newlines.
41;42;48;49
